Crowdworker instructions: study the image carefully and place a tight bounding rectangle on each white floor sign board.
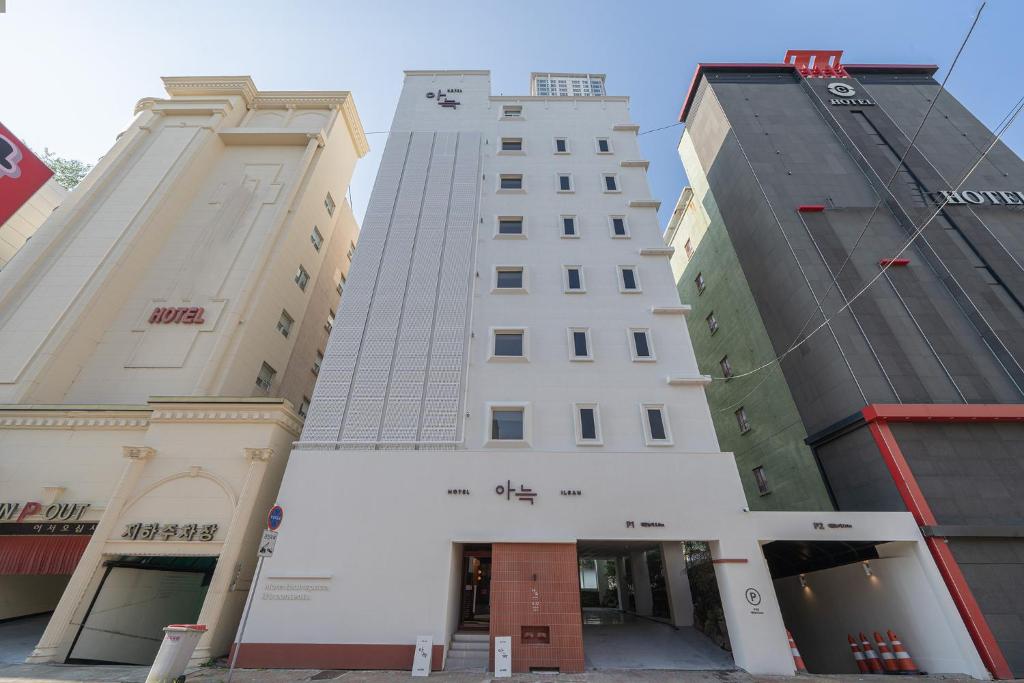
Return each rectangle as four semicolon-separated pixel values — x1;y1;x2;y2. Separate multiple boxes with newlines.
411;635;432;677
258;530;277;557
494;636;511;678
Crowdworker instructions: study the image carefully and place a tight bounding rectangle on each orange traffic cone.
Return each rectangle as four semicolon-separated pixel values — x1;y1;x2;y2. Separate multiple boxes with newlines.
848;634;869;674
887;629;920;675
787;629;807;673
874;631;897;673
860;632;884;674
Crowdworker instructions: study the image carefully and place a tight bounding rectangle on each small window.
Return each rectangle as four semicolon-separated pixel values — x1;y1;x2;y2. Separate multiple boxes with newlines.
603;174;619;192
298;396;310;418
720;355;733;378
630;329;654;361
491;407;525;440
609;216;629;238
499;174;524;191
568;327;592;361
501;137;523;152
684;238;694;259
503;105;523;118
255;362;276;393
574;403;603;445
554;137;569;154
326;308;335;333
557;174;574;192
495;267;524;290
313;350;323;375
324;193;336;216
595;137;612;153
643;404;671;445
347;242;355;261
295;265;310;291
753;466;770;495
736;407;752;434
310;226;323;251
493;330;525;358
337;277;345;297
619;266;640;292
706;312;719;334
564;266;585;293
276;310;294;338
695;272;706;294
498;216;524;236
561;215;578;238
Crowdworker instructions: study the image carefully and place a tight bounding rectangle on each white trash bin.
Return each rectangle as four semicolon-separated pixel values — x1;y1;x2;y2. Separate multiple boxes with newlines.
145;624;207;683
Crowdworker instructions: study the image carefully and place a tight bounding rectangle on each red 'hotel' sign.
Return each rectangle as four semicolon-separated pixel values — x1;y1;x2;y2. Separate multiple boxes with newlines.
0;121;54;227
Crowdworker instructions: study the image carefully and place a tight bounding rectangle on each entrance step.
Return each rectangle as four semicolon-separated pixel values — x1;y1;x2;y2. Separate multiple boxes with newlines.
446;632;489;671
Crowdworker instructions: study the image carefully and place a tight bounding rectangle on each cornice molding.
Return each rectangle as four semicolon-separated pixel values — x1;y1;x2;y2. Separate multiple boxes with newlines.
0;413;149;430
161;76;258;105
149;406;302;436
251;92;367;156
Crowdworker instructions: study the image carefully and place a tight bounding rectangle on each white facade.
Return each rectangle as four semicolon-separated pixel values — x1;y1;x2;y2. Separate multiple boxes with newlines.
0;177;66;269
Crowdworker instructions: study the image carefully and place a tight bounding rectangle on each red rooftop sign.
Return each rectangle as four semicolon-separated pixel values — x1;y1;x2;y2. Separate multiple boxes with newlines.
0;121;54;227
784;50;848;78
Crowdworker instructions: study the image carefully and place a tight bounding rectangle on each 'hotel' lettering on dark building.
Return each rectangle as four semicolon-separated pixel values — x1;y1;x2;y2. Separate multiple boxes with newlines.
930;190;1024;205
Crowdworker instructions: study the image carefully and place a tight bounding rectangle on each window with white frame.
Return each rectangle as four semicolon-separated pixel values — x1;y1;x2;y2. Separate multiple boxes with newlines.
495;267;525;291
497;216;524;237
499;174;524;191
595;137;612;154
618;265;640;292
500;137;523;152
602;173;620;192
629;328;654;361
313;350;323;375
298;396;310;418
720;355;733;378
642;404;672;445
609;216;629;238
564;265;585;293
489;405;525;441
736;406;752;434
554;137;569;154
491;328;526;359
276;309;294;338
255;362;276;393
310;226;323;251
295;265;310;291
568;327;592;361
753;465;770;494
574;403;603;445
557;173;574;192
561;215;578;238
502;105;523;118
324;193;336;216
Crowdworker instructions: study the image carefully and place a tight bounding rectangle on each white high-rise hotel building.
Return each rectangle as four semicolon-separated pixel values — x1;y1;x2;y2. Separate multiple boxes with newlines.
238;71;984;677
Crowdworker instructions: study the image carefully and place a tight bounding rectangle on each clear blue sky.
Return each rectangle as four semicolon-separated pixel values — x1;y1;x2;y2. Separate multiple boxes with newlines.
3;0;1019;226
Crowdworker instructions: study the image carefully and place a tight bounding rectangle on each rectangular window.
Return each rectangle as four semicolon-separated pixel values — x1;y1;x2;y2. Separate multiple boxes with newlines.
325;308;335;333
503;105;523;118
610;216;628;237
643;405;671;444
603;174;619;192
569;327;592;361
561;215;578;237
695;272;706;294
298;396;310;418
498;216;524;236
631;329;653;360
494;331;525;358
575;403;602;445
619;266;640;292
684;238;694;259
276;310;293;338
491;408;524;440
337;279;345;297
564;266;584;292
255;362;276;393
313;350;323;375
753;466;770;495
557;174;573;192
347;242;355;261
501;137;523;152
499;174;523;190
706;312;719;334
736;406;752;434
554;137;568;153
720;355;733;378
295;265;310;291
324;193;336;216
310;226;323;251
495;267;524;289
596;137;611;153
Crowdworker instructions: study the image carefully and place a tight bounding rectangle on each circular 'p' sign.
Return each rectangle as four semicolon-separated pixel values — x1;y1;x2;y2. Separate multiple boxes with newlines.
745;587;762;606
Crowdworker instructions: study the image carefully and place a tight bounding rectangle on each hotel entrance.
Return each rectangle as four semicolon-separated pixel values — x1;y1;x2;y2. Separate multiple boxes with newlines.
458;545;491;630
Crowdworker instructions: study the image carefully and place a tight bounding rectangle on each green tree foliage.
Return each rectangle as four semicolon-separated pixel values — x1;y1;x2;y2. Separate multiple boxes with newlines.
40;148;92;189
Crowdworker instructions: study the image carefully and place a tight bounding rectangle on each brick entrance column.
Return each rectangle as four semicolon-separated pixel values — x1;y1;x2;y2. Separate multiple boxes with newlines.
490;543;584;673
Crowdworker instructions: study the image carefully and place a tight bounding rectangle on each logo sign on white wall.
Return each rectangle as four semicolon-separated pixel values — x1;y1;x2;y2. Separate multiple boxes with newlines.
411;635;433;677
494;636;512;678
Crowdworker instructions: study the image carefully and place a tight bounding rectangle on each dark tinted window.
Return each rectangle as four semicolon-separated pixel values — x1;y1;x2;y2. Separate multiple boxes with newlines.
647;409;666;440
492;410;524;440
579;408;597;440
555;138;567;152
572;331;588;357
496;270;523;288
559;175;572;191
633;332;650;357
562;217;576;235
500;176;522;189
499;218;523;234
597;139;610;152
621;268;637;290
567;268;581;290
604;175;617;191
612;218;626;235
494;333;523;356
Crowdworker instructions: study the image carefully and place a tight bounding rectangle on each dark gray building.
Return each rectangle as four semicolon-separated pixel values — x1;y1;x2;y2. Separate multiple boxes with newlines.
676;49;1024;679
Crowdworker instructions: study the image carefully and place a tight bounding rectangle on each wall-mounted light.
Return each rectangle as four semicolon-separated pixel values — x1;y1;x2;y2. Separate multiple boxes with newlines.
799;573;807;588
862;560;873;577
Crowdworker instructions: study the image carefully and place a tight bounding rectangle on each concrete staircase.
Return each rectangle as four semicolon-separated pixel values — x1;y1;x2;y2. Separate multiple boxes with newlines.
445;632;489;671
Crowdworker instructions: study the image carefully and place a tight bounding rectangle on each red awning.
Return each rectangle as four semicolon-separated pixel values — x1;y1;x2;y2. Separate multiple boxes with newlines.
0;535;90;575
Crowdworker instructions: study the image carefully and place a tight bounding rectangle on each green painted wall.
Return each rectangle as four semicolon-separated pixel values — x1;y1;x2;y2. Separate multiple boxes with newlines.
671;185;833;512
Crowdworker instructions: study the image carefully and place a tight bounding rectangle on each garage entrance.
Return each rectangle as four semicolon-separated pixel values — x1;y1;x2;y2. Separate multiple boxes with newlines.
67;556;215;665
576;540;734;670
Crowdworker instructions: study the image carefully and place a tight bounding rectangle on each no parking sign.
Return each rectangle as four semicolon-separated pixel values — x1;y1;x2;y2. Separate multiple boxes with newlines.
267;504;284;531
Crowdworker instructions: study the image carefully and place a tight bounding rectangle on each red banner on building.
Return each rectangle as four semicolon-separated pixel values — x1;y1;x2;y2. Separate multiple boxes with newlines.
0;121;54;227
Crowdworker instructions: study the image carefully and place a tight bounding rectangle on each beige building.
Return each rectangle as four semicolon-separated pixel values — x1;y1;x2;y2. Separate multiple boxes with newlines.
0;76;367;666
0;177;66;269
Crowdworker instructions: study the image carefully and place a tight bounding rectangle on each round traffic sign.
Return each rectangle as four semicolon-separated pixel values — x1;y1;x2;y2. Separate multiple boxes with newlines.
268;505;284;531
